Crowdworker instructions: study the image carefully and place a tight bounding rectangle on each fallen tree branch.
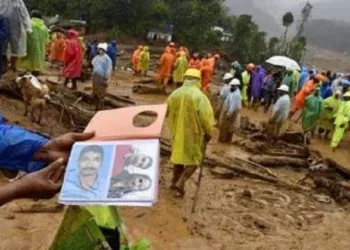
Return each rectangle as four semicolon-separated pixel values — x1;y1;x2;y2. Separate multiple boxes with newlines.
249;155;309;169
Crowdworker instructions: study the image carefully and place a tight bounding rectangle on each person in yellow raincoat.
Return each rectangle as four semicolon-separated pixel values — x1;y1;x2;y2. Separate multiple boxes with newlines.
331;91;350;150
138;46;150;76
172;51;188;88
241;63;255;106
318;90;342;139
166;69;214;197
17;10;49;76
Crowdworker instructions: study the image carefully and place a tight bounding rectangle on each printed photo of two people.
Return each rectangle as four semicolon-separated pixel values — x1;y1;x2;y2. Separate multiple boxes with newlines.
60;140;158;203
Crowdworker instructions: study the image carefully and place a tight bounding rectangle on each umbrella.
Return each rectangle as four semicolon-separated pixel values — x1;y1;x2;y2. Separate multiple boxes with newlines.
266;56;301;71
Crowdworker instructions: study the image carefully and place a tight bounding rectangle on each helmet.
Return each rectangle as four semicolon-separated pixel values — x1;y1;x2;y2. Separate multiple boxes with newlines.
229;78;241;86
344;91;350;98
315;74;325;82
169;42;176;47
223;73;233;81
98;43;108;52
184;69;201;79
278;84;289;93
247;63;255;71
214;54;220;59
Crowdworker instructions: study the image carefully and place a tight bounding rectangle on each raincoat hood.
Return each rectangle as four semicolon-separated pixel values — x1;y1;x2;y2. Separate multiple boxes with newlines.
68;30;79;39
143;46;149;52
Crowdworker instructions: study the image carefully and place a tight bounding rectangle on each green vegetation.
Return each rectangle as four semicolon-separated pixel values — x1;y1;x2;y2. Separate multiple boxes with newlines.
24;0;306;63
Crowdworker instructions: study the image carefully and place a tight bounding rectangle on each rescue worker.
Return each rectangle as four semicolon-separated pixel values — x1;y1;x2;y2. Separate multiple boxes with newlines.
331;91;350;150
292;69;300;94
290;74;324;117
200;59;213;92
138;46;150;77
173;51;188;88
318;90;342;139
218;78;242;143
158;47;175;88
242;63;255;107
107;40;118;71
132;45;143;75
250;65;265;107
91;43;113;111
165;42;176;54
281;68;296;96
268;85;291;136
188;53;201;69
301;88;323;135
49;32;65;67
62;29;82;90
0;0;32;73
17;10;49;76
166;69;214;197
208;54;220;70
298;67;309;91
215;73;234;120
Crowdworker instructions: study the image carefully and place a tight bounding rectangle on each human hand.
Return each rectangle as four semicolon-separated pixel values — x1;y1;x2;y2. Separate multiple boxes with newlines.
34;132;95;163
16;158;65;200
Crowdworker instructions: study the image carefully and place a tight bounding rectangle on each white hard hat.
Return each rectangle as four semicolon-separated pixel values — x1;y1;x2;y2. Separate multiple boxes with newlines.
223;73;233;80
278;84;289;92
229;78;241;86
98;43;108;52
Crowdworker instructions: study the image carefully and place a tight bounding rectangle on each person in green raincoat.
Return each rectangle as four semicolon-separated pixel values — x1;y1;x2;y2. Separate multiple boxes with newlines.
241;63;254;107
172;52;188;88
331;91;350;150
301;88;323;135
318;90;342;139
17;10;49;75
138;46;150;76
282;68;296;96
166;69;214;197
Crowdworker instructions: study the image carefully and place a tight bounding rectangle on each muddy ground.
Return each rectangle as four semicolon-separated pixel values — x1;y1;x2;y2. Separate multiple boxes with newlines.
0;53;350;250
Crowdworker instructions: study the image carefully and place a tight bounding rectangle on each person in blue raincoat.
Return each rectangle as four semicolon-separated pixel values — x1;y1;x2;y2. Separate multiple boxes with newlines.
107;40;118;71
298;67;309;91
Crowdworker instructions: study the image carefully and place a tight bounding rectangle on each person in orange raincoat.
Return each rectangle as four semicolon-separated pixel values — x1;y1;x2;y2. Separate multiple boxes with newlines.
208;54;220;70
49;32;66;66
200;53;211;69
200;59;213;92
158;47;175;87
290;74;324;117
132;45;143;75
188;53;201;69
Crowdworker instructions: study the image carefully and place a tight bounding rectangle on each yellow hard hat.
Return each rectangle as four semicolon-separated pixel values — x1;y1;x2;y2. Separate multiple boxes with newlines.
184;69;201;79
343;91;350;98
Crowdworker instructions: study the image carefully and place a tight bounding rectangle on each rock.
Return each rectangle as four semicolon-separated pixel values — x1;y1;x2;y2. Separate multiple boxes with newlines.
242;189;253;199
313;194;332;204
254;218;270;232
2;212;15;220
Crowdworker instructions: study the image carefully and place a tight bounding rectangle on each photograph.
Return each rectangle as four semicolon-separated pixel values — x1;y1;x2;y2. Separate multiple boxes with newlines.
60;144;114;201
107;144;155;199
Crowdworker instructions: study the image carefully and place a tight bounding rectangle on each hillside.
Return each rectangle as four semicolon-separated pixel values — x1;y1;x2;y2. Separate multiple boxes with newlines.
304;19;350;52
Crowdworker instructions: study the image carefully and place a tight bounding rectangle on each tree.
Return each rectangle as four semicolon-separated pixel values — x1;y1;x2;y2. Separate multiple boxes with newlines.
280;12;294;54
268;37;280;56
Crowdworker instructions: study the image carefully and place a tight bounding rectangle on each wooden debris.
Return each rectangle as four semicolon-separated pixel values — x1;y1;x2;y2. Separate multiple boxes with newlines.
249;155;309;169
132;85;166;95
